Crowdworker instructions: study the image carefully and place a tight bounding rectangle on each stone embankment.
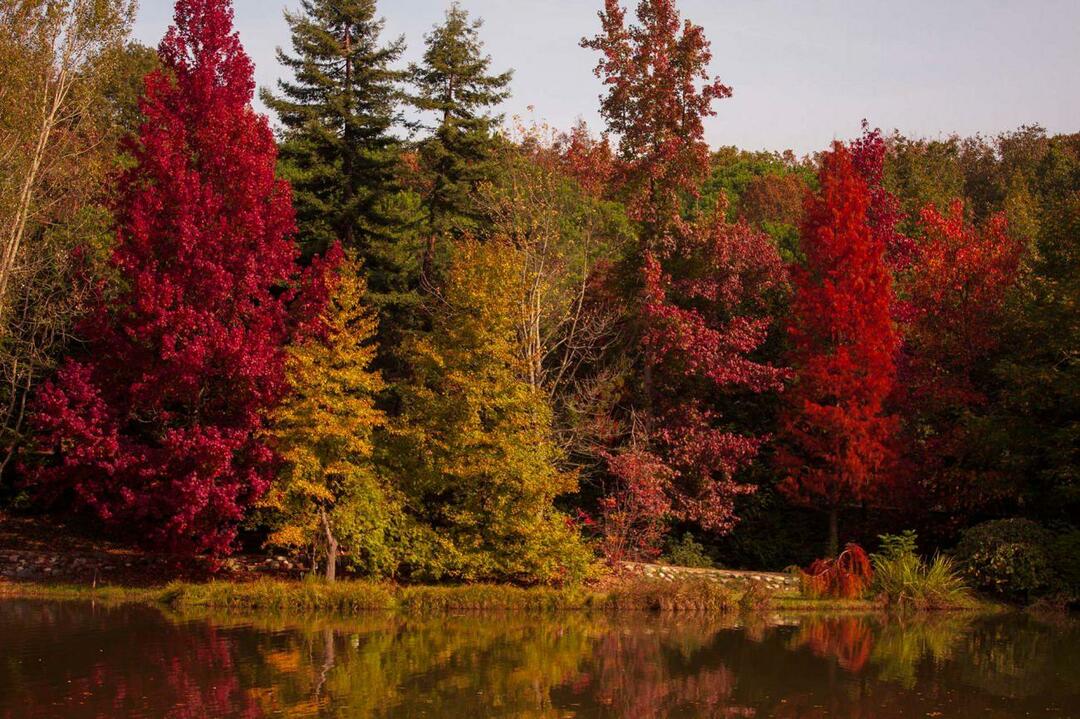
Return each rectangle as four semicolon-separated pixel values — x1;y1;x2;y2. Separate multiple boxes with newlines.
0;548;303;585
621;562;800;592
0;541;797;590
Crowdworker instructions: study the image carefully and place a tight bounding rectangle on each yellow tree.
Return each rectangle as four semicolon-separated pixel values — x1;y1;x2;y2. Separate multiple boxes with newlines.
268;253;390;581
386;237;593;585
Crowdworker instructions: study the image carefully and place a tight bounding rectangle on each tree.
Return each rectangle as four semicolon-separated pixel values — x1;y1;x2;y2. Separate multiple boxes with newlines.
0;0;135;321
581;0;731;247
637;208;789;534
850;123;914;271
410;2;512;276
384;238;592;584
778;143;899;556
897;201;1023;526
0;4;147;484
263;0;422;330
581;0;786;558
267;249;393;580
28;0;308;556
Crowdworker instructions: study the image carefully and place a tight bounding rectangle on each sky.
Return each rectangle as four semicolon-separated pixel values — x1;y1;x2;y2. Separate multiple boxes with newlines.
133;0;1080;155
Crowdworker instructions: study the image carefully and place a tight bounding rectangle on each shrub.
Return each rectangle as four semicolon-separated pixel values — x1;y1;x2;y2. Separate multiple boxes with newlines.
738;580;775;612
800;544;873;599
663;533;715;568
1049;530;1080;598
871;532;971;609
953;519;1055;602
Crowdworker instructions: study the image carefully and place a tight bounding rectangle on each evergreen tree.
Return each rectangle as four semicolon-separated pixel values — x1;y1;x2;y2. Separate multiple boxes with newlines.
410;3;512;276
268;249;395;580
263;0;422;324
385;238;592;585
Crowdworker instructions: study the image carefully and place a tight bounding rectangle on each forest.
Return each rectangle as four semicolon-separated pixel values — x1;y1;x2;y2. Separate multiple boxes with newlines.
1;0;1076;603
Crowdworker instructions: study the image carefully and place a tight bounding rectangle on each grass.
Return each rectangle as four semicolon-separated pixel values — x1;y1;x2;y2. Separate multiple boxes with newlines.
603;578;739;612
0;576;759;614
167;577;396;612
0;572;992;616
871;552;977;610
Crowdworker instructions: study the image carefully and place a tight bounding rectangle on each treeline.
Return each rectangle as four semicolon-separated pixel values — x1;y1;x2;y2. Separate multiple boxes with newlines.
0;0;1075;585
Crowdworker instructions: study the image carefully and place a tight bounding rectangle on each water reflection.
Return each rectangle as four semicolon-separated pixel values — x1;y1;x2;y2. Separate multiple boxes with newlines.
1;600;1078;718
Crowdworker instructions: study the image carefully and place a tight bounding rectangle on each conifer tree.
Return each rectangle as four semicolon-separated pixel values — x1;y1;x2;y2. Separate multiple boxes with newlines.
386;238;592;584
263;0;422;324
410;3;512;275
29;0;307;556
268;249;394;580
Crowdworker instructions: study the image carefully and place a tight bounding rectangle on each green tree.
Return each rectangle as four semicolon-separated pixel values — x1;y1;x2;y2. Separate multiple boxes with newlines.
385;238;592;585
410;2;512;276
268;253;393;580
262;0;422;329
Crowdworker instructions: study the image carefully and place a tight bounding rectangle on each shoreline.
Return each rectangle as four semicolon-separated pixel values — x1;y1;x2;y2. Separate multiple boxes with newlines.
0;577;995;616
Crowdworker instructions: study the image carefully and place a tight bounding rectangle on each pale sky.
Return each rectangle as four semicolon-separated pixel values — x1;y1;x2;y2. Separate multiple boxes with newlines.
133;0;1079;155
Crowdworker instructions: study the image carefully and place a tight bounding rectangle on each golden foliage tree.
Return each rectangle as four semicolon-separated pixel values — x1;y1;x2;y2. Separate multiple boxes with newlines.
268;253;391;580
385;237;593;585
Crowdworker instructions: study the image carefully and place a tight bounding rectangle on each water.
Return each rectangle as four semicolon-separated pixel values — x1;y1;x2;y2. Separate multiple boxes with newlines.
1;600;1078;718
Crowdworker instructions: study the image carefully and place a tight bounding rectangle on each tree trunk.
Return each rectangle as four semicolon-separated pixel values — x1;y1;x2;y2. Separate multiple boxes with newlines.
827;507;839;558
320;507;338;582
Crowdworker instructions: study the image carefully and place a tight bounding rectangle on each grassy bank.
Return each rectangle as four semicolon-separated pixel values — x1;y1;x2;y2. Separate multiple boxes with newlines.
0;576;982;614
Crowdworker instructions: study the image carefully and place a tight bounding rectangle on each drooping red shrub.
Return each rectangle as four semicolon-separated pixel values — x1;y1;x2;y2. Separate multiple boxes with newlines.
801;544;874;599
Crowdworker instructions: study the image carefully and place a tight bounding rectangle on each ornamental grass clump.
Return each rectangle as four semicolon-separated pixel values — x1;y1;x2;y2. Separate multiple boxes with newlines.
871;531;972;609
800;544;873;599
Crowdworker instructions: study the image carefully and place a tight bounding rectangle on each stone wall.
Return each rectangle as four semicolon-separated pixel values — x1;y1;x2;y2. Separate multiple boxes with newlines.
621;562;800;592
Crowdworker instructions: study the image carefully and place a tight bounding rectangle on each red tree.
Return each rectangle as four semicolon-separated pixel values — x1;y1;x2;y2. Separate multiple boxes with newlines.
584;1;786;558
559;120;615;198
582;0;731;248
849;123;914;271
638;209;789;533
898;201;1023;524
778;144;899;555
28;0;311;556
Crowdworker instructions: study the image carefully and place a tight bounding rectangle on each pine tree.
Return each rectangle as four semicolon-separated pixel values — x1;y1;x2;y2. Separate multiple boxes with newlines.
267;249;394;580
410;3;512;276
385;238;592;584
29;0;307;556
263;0;422;325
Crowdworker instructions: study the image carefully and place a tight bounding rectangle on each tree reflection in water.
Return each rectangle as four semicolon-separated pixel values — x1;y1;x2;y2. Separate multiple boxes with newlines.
1;600;1079;718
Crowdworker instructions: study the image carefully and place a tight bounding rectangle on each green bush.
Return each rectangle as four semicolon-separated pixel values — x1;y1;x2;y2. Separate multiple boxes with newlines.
663;533;714;568
953;519;1055;602
871;532;972;609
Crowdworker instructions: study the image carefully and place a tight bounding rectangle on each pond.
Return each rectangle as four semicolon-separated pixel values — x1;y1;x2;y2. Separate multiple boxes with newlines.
0;600;1078;718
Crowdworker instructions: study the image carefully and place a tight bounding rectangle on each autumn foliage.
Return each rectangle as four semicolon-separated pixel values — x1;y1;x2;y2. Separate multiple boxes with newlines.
778;144;899;544
638;209;789;533
28;0;308;555
582;0;731;244
897;202;1023;521
800;544;874;600
4;0;1070;581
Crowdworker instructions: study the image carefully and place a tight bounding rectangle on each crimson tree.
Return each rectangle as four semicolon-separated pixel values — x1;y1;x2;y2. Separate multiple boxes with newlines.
778;143;900;556
29;0;310;555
